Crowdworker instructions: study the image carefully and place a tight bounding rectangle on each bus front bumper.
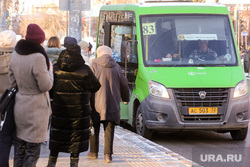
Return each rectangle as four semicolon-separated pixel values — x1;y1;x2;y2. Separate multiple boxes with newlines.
141;93;249;131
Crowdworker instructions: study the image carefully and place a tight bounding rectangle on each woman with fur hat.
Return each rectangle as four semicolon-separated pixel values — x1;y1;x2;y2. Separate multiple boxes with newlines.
0;30;17;167
63;36;77;48
8;23;53;167
47;43;100;167
78;40;92;65
78;40;89;55
88;45;130;163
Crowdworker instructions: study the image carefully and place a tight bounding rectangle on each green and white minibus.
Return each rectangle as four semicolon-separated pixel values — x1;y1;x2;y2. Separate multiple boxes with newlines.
96;2;249;140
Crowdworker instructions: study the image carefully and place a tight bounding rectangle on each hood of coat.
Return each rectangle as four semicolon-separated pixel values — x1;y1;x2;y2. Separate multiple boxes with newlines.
57;44;85;72
92;54;116;68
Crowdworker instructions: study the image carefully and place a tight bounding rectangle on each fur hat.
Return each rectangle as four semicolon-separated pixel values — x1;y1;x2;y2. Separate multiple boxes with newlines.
96;45;113;58
0;30;17;50
25;24;45;44
78;40;89;50
64;36;77;47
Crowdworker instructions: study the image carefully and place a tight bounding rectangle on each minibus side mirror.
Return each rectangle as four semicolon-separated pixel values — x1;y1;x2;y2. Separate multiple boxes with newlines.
243;51;249;73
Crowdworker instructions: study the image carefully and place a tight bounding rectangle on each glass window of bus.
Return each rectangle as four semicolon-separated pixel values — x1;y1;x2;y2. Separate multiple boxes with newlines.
140;14;237;67
110;25;137;64
98;11;136;49
97;12;106;47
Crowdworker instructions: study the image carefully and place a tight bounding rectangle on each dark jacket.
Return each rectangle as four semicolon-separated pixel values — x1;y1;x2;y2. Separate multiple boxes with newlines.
90;54;129;125
49;44;100;153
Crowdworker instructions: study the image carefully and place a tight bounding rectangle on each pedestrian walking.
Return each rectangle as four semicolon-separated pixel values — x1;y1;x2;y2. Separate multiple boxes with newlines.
88;42;93;55
0;30;17;167
8;23;53;167
47;43;101;167
78;40;91;65
88;45;130;163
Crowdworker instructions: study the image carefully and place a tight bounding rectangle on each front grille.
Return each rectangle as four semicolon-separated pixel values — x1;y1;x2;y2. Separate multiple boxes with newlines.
173;88;229;122
182;115;222;121
174;88;229;107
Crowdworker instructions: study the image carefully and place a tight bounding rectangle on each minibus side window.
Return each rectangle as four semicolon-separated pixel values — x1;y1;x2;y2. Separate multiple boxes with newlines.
111;26;137;64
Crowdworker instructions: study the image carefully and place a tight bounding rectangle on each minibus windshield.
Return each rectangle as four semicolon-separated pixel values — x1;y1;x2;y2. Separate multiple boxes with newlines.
140;14;237;67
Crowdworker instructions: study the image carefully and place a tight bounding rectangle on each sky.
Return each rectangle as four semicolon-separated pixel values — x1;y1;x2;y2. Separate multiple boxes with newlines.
18;0;100;16
18;0;59;13
19;0;59;6
17;0;250;14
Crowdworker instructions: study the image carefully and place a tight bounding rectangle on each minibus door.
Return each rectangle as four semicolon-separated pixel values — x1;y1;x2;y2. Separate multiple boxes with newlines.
103;21;138;91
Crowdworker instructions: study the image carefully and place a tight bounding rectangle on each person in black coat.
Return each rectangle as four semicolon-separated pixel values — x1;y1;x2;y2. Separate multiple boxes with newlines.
47;44;101;167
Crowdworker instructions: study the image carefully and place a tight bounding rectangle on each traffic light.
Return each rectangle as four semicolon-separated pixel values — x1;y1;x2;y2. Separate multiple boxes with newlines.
240;19;245;32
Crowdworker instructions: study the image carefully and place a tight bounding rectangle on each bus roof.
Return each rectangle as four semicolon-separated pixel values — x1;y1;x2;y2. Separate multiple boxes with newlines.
100;3;229;15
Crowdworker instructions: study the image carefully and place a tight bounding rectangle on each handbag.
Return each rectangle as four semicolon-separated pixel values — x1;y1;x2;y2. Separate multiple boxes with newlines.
0;86;17;133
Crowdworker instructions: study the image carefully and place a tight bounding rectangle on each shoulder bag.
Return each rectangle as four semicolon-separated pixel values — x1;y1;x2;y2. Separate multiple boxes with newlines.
0;86;17;134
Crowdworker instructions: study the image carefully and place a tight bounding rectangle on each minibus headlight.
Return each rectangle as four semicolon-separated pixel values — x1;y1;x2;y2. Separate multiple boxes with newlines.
149;81;170;98
233;80;248;98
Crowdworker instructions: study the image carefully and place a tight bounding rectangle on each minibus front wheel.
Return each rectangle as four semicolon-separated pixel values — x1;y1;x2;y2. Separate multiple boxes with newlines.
230;126;248;140
135;105;152;139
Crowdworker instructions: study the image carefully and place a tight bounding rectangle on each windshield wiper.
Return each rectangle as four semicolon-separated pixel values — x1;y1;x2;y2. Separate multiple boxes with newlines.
193;64;208;67
193;64;226;67
149;64;172;67
215;65;226;67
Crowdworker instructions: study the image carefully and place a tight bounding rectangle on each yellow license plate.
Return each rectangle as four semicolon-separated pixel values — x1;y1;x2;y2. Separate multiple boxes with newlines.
188;107;218;115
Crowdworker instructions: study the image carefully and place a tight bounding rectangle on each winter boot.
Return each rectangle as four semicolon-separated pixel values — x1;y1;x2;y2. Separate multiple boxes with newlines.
70;157;79;167
46;156;57;167
87;152;98;159
104;154;112;163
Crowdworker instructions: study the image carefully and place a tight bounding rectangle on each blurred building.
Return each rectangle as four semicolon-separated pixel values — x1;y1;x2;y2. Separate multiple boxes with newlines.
223;3;250;49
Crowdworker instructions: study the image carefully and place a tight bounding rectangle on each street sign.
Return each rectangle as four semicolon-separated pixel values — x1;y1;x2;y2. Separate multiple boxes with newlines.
241;32;248;36
59;0;69;11
59;0;91;42
59;0;91;11
234;8;239;20
70;0;90;11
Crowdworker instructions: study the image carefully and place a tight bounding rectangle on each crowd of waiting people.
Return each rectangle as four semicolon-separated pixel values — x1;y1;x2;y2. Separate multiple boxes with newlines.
0;23;129;167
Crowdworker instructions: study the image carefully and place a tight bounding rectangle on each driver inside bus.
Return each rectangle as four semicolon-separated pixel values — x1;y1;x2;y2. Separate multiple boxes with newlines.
189;40;217;62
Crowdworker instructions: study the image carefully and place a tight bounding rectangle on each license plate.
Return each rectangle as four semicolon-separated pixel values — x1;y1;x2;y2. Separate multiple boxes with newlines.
188;107;218;115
